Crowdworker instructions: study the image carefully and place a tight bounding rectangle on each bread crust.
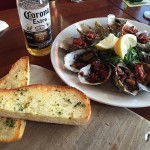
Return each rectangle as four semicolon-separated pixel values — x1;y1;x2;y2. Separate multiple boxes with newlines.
0;56;29;88
0;56;29;142
0;119;26;143
0;84;91;125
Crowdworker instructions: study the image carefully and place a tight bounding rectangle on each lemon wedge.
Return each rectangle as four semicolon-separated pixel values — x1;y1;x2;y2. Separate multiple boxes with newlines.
114;34;137;59
96;33;118;50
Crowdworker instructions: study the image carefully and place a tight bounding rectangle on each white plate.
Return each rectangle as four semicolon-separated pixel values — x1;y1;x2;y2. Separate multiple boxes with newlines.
51;17;150;108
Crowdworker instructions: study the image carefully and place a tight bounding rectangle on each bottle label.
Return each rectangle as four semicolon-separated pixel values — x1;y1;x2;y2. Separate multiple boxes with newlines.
19;4;52;50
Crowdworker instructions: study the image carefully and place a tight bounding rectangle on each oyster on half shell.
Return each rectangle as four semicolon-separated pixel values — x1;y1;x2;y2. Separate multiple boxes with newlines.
60;37;74;51
139;51;150;64
133;62;150;86
136;30;150;44
64;49;98;73
107;14;126;36
122;21;138;35
78;61;111;85
114;63;139;96
60;23;97;52
75;23;94;35
94;21;110;39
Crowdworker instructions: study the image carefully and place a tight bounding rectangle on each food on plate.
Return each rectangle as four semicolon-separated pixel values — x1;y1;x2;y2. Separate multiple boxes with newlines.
139;51;150;64
114;34;137;59
60;21;110;52
133;63;150;86
114;63;139;96
96;33;118;50
122;21;138;35
0;85;91;125
136;31;150;44
0;56;91;142
60;14;150;95
78;61;111;85
64;49;98;72
107;14;126;36
0;56;29;142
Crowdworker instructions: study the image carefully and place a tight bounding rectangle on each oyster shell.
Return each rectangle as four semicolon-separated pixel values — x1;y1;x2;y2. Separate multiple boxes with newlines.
136;31;150;44
75;23;102;46
139;51;150;64
60;37;74;51
75;23;94;35
94;21;110;39
122;21;138;35
60;23;98;51
133;62;150;86
60;36;88;52
136;30;150;37
78;61;111;85
114;63;139;95
107;14;126;36
64;49;98;73
136;42;150;53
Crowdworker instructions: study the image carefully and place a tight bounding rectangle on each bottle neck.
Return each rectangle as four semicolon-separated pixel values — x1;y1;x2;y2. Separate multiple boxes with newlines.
18;0;48;10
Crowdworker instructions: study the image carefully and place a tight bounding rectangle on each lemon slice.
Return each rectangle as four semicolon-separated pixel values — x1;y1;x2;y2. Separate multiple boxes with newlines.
96;33;118;50
114;34;137;59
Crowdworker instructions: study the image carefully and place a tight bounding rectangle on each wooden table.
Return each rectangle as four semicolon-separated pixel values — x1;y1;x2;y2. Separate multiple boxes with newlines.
0;0;150;148
109;0;150;25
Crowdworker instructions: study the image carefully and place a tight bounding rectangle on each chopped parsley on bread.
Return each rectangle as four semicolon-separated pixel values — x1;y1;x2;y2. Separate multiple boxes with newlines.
0;85;91;125
0;56;29;142
0;56;91;144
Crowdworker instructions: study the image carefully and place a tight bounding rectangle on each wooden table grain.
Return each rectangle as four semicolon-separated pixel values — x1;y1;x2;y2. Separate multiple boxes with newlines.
0;0;150;148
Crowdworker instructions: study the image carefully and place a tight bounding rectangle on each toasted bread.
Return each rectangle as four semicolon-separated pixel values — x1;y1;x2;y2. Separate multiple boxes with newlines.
0;56;29;142
0;84;91;125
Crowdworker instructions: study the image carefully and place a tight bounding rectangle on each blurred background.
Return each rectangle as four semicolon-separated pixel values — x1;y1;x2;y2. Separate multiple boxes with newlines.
0;0;16;11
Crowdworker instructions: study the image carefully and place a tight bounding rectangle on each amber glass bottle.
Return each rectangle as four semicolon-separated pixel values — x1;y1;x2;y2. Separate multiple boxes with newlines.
16;0;52;56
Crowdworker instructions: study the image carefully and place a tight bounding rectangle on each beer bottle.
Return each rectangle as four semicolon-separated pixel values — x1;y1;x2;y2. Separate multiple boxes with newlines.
16;0;52;56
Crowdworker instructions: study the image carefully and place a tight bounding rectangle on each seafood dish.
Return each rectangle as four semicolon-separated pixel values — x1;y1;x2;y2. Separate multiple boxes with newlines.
60;14;150;96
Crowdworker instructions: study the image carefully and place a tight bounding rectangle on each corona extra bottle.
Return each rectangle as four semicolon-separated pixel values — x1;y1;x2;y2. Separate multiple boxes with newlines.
16;0;52;56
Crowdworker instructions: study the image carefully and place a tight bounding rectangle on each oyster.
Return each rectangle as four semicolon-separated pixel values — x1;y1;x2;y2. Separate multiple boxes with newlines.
75;23;102;46
107;14;126;36
60;37;74;51
136;42;150;53
136;31;150;44
114;63;139;95
133;63;150;86
64;49;98;73
78;61;111;85
122;21;138;35
94;21;110;39
60;23;99;51
60;36;88;52
139;51;150;64
75;23;94;35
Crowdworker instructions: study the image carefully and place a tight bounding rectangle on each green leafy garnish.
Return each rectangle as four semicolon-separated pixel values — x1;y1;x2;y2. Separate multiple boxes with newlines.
124;47;140;66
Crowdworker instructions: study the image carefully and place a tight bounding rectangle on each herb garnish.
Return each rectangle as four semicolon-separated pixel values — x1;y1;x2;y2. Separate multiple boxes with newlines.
58;111;62;115
5;118;16;128
124;48;140;66
17;88;28;96
63;98;72;104
74;102;85;107
17;103;24;111
99;47;140;68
